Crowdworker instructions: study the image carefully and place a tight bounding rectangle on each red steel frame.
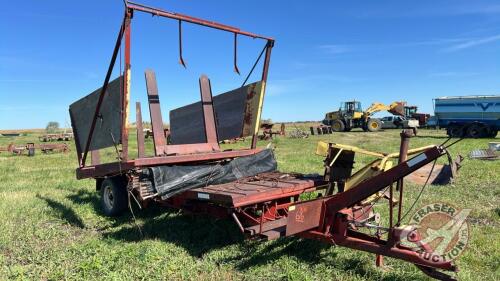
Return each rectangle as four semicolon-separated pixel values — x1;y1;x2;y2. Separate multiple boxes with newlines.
73;3;459;279
152;141;457;280
75;1;275;179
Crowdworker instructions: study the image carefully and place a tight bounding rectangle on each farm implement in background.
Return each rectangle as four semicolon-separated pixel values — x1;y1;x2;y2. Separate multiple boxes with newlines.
323;101;415;132
258;122;286;140
310;124;333;135
0;143;69;156
39;133;74;142
69;2;463;280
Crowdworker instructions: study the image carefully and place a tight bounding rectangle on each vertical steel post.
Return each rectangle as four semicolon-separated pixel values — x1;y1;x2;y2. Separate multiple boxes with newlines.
199;75;219;144
396;130;412;224
121;11;132;161
145;70;167;156
251;40;274;149
389;184;393;228
81;14;127;166
136;102;145;158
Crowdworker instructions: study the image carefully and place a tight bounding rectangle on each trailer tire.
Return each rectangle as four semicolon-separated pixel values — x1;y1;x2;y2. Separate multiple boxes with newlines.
331;120;345;132
447;125;464;138
467;123;485;138
100;177;128;217
488;129;498;138
367;119;382;132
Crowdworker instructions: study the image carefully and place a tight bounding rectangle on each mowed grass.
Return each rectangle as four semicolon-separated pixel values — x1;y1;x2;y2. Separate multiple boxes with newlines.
0;126;499;280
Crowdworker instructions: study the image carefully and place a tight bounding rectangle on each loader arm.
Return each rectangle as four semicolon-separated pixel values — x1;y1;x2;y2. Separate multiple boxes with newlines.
364;101;406;118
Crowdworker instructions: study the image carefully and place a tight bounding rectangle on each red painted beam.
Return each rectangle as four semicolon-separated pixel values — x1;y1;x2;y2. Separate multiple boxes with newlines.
126;1;274;41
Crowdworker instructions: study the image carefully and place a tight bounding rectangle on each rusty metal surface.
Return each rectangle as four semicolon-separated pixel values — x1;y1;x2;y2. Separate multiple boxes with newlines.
78;14;128;167
322;146;444;217
469;149;498;160
199;75;219;144
121;17;132;161
91;150;100;165
245;217;287;238
170;81;264;144
162;75;221;155
251;43;273;149
0;143;69;156
37;143;69;153
164;143;220;155
76;149;263;179
39;133;73;142
388;101;405;116
286;199;324;236
69;76;123;152
70;0;274;170
135;102;145;158
258;123;285;140
309;125;332;135
126;1;274;41
70;1;274;174
183;172;325;207
407;154;463;185
145;70;167;156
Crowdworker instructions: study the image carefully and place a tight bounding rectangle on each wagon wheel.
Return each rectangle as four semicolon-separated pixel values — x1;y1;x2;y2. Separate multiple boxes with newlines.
100;177;128;217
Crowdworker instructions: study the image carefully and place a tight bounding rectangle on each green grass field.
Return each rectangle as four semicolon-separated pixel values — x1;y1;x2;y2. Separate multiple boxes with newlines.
1;126;499;280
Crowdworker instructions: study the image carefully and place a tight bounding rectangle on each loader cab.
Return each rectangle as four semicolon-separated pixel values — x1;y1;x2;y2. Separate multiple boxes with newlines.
341;101;362;113
340;101;363;119
404;106;418;117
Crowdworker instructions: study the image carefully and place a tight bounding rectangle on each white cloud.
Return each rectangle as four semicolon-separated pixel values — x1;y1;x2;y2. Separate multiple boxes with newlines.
352;4;500;19
429;72;479;78
443;34;500;52
318;45;350;54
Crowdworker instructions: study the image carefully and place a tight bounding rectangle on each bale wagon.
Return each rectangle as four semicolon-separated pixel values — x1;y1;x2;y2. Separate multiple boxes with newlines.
69;2;463;280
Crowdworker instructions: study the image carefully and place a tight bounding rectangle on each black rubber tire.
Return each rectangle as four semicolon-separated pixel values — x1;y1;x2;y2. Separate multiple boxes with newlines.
331;120;345;132
100;177;128;217
367;119;382;132
344;128;352;132
448;125;464;138
489;130;498;138
467;123;484;138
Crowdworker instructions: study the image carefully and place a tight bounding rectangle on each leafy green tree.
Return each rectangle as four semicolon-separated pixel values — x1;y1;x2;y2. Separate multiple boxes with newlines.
46;121;60;133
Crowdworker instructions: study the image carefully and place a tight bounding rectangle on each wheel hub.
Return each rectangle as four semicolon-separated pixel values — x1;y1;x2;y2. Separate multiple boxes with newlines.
103;186;114;208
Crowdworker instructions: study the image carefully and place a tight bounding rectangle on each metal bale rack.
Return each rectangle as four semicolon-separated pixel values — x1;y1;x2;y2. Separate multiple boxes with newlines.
69;2;461;280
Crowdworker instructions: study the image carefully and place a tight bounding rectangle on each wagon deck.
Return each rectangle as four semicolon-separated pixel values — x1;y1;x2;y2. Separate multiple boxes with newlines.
183;172;326;207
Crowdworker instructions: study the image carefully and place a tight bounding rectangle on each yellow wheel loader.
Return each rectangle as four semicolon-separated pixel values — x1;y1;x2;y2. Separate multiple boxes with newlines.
323;101;405;132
